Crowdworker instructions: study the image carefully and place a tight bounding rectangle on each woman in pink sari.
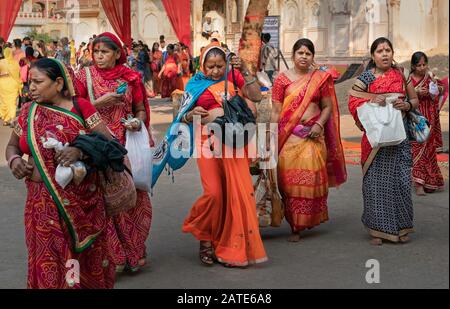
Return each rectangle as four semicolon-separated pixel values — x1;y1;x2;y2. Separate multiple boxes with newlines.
75;32;152;272
408;52;445;195
270;39;347;242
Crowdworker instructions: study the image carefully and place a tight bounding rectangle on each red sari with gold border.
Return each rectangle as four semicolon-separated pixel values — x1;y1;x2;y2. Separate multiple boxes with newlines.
409;73;444;191
348;68;408;174
16;100;115;288
348;68;414;242
75;65;152;270
272;69;347;233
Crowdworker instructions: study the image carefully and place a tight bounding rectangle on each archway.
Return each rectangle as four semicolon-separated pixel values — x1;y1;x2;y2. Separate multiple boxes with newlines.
74;22;91;45
143;14;159;41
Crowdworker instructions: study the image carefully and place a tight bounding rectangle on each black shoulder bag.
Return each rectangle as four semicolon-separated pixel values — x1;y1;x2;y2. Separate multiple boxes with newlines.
211;53;256;148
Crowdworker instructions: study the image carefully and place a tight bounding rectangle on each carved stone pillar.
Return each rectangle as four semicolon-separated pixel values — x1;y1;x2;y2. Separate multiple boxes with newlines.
388;0;400;48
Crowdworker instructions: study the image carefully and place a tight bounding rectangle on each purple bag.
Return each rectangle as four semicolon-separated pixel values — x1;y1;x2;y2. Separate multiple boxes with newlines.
292;124;311;138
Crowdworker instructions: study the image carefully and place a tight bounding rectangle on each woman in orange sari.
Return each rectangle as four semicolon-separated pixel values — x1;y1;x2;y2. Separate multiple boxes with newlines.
180;42;267;267
348;38;419;245
270;39;347;242
408;52;445;195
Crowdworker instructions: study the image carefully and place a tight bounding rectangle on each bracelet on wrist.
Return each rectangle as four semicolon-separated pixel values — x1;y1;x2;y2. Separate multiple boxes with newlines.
406;101;413;112
8;154;22;169
182;113;190;123
245;77;258;86
314;121;324;130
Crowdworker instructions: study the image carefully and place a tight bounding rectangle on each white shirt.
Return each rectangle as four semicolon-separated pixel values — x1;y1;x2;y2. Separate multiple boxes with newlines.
203;22;213;33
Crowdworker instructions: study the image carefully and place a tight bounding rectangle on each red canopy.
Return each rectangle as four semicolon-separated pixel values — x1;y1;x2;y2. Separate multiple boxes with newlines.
0;0;23;41
161;0;191;50
100;0;131;46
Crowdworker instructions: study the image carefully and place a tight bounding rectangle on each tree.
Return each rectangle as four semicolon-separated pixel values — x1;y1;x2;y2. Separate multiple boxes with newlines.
238;0;270;76
24;28;55;44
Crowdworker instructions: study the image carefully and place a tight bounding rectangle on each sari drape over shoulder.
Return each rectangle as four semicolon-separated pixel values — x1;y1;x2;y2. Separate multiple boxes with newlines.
348;68;407;174
181;42;267;266
16;101;114;289
409;73;444;191
273;69;347;233
74;33;152;270
348;68;414;242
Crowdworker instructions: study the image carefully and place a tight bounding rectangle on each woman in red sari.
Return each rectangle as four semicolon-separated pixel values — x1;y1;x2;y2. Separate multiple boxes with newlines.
74;32;152;272
181;42;267;267
348;38;419;245
5;58;115;288
151;42;163;96
270;39;347;242
158;44;182;98
408;52;445;195
180;45;191;90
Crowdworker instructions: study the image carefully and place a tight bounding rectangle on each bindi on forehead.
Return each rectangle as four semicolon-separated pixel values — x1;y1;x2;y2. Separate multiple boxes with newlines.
94;43;111;51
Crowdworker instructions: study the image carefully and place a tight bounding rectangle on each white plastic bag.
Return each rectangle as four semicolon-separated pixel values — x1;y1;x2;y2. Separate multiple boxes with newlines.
42;134;73;188
42;132;87;188
55;164;74;189
256;71;272;88
125;126;153;192
357;97;406;148
429;81;439;97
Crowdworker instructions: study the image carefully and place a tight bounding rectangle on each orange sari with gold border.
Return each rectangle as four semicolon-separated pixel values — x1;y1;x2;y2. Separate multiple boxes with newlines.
182;80;268;266
273;70;347;233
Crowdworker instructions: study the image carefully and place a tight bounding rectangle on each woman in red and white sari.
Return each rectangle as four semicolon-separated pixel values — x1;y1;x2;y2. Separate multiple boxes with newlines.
408;52;445;195
75;32;153;272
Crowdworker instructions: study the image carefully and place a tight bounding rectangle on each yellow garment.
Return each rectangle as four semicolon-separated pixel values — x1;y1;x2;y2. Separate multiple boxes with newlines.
0;48;22;123
70;42;76;66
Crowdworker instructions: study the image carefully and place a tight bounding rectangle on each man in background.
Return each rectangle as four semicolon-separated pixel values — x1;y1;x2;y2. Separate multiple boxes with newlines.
260;32;278;83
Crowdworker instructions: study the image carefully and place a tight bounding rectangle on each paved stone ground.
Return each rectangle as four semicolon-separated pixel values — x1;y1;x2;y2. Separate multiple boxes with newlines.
0;99;448;289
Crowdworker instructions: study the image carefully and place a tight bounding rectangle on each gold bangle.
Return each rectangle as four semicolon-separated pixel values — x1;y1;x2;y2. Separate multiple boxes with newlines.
314;121;324;130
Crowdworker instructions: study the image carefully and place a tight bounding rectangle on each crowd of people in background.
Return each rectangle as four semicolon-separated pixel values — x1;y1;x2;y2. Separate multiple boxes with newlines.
0;30;448;289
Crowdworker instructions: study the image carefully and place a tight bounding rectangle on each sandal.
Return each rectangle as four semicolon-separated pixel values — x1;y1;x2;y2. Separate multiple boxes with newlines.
199;241;214;266
221;262;247;269
115;264;126;273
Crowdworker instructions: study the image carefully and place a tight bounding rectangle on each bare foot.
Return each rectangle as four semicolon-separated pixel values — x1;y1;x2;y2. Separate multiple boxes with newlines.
399;235;410;243
415;185;426;196
370;238;383;246
288;233;300;242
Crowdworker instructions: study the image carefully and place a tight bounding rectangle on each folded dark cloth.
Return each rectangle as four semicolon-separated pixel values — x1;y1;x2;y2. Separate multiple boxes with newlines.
72;132;128;172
